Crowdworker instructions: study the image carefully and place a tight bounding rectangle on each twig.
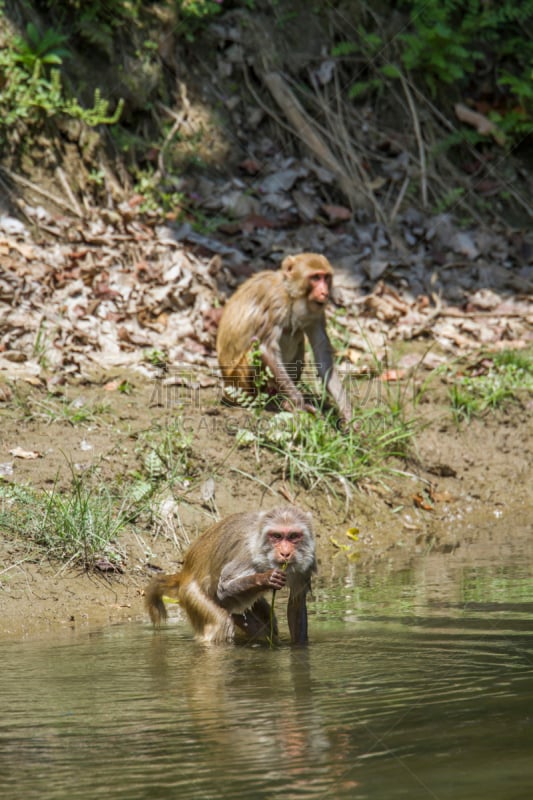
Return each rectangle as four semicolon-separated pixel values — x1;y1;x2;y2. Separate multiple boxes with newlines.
55;167;83;217
390;175;410;222
3;167;83;217
408;81;533;221
0;557;31;576
407;294;443;338
262;71;370;211
399;73;427;208
155;83;192;180
229;467;277;495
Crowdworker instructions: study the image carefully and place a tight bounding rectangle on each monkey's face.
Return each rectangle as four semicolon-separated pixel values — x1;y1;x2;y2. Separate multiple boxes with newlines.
252;508;316;577
267;527;305;565
306;271;331;308
281;253;334;309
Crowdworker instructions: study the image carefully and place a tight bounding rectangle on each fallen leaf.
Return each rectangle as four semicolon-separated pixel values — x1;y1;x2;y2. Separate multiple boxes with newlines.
94;558;124;573
9;446;41;459
329;536;350;552
380;369;406;382
239;158;262;175
454;103;506;145
321;204;352;223
201;477;216;503
413;493;434;511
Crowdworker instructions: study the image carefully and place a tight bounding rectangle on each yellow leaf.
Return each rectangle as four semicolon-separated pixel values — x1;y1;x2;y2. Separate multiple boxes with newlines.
329;536;350;552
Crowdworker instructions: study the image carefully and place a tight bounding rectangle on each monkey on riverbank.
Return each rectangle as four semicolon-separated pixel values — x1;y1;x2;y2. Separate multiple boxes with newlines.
216;253;352;425
145;506;316;645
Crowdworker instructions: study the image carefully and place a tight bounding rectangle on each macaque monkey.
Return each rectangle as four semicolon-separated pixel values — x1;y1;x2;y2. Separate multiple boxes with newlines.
216;252;352;425
145;506;316;645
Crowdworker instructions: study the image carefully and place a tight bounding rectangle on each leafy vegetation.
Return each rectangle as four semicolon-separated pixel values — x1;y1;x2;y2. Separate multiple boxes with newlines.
0;474;134;570
449;349;533;422
0;18;123;148
133;419;195;489
333;0;533;142
10;388;111;426
230;388;416;497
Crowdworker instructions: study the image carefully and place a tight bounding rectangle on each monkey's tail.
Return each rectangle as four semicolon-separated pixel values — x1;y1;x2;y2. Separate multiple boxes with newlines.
144;573;182;626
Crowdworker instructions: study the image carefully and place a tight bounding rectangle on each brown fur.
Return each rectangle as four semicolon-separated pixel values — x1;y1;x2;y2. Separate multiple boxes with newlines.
216;252;352;423
144;507;316;645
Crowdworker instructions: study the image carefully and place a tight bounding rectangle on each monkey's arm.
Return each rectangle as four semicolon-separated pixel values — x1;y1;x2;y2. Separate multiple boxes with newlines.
307;324;352;423
287;589;308;644
287;573;313;644
217;564;286;611
259;341;316;413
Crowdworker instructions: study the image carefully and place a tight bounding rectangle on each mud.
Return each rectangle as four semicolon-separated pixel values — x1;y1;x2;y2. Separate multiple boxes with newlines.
1;364;531;641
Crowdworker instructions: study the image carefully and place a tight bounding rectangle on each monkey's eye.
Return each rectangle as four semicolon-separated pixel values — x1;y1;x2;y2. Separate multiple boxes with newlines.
287;532;304;542
269;533;283;541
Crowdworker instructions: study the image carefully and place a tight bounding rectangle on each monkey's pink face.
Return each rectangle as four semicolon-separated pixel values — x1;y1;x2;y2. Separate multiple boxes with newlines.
307;272;331;307
267;527;305;564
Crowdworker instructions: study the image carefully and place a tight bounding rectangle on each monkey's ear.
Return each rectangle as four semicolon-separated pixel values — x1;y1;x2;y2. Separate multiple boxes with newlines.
281;255;297;274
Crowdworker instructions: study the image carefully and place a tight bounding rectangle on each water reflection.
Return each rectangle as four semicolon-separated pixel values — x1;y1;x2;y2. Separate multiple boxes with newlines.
1;552;532;800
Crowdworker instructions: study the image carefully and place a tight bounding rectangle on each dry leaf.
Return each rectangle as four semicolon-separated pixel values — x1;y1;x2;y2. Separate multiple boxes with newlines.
201;477;216;503
380;369;406;382
413;492;434;511
321;204;352;223
454;103;506;145
9;446;41;459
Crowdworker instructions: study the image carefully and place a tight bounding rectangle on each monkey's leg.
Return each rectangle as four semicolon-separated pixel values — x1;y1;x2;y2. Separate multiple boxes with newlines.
232;597;279;644
287;589;308;645
181;580;235;644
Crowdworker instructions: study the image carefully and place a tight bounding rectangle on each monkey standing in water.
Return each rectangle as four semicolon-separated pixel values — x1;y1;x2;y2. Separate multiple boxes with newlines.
145;506;316;645
216;252;353;426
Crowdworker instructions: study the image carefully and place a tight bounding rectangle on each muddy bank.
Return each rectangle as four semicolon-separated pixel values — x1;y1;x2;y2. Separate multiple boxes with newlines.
1;371;531;641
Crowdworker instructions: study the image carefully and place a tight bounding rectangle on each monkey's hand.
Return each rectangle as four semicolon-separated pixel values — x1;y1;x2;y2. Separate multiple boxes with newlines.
281;397;317;416
263;568;287;590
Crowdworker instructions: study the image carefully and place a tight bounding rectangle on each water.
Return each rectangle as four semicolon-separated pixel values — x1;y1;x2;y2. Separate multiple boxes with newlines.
1;553;532;800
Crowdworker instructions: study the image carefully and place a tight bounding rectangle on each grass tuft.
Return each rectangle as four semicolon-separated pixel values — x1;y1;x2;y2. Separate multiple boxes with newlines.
0;470;135;570
449;349;533;423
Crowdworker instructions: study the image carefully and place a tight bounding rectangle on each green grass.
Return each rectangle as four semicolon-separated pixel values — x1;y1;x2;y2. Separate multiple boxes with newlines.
34;396;111;425
449;349;533;422
10;388;111;426
133;419;194;486
234;401;416;497
0;473;135;570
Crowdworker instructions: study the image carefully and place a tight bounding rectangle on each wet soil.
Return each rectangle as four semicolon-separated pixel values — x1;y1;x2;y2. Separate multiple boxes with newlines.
1;365;531;640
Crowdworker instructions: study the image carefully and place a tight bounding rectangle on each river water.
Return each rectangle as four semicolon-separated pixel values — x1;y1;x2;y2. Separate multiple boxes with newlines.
2;528;532;800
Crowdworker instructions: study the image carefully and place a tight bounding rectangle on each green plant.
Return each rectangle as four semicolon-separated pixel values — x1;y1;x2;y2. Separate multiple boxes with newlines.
32;319;50;368
491;71;533;137
223;340;274;415
332;29;396;100
143;348;169;369
0;54;123;147
398;1;483;96
31;395;111;425
234;401;415;496
335;1;533;141
41;0;143;55
175;0;225;41
397;0;533;135
13;23;71;72
449;350;533;422
0;475;135;570
134;420;194;487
